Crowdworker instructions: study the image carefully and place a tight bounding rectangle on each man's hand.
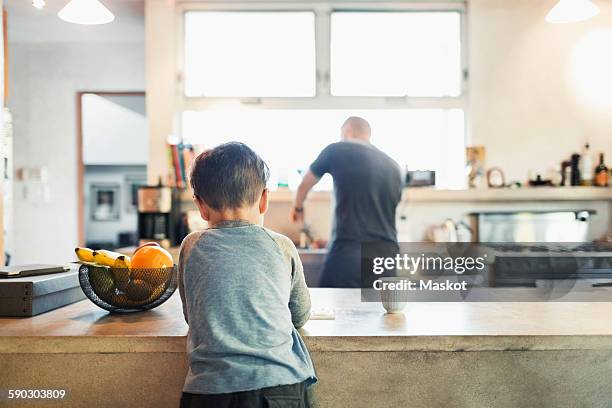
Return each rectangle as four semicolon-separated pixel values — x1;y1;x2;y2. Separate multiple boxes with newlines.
290;170;320;224
290;206;304;223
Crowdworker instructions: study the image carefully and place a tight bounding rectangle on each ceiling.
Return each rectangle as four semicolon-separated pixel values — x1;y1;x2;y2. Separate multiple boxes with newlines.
5;0;144;43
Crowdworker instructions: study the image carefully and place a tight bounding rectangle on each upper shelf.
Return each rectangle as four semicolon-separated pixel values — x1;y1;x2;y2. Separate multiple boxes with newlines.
178;186;612;206
177;188;331;205
403;187;612;202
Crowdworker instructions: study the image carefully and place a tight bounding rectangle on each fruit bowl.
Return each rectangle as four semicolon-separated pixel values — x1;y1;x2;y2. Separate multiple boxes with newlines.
78;263;178;313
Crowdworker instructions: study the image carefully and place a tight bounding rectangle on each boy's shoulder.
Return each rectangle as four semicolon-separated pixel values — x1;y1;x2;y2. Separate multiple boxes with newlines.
179;230;206;263
179;227;297;264
262;228;298;259
182;230;205;246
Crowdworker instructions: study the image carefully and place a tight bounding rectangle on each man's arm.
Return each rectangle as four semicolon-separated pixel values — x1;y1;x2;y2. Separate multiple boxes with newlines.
290;170;320;223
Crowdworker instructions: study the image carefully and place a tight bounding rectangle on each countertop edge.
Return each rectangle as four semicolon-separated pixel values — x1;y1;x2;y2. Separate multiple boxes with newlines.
181;188;612;205
402;187;612;202
3;334;612;354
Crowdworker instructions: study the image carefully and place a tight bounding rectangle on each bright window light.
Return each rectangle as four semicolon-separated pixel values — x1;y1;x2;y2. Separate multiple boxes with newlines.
184;12;316;97
331;12;462;97
182;109;465;190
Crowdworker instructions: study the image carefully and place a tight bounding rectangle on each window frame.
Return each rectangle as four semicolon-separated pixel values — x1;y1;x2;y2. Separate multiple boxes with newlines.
176;2;468;112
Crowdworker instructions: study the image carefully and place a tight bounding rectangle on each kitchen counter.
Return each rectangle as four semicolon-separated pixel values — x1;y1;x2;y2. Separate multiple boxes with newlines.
3;289;612;407
3;289;612;352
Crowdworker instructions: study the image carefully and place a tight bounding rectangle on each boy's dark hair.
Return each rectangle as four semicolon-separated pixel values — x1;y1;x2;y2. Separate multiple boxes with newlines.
190;142;270;210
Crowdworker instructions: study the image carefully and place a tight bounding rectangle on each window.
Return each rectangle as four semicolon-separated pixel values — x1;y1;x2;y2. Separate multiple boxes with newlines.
182;108;465;189
330;12;462;97
179;4;467;190
184;11;316;97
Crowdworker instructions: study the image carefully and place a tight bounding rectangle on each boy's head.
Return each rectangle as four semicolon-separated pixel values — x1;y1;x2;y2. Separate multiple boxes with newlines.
190;142;270;224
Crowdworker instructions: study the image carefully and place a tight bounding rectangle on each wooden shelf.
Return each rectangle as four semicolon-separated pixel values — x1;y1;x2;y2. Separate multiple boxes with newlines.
403;187;612;203
267;190;331;203
178;187;612;207
179;189;332;205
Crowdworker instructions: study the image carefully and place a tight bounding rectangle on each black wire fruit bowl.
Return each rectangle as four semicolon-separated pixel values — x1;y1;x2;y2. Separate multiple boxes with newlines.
78;263;178;313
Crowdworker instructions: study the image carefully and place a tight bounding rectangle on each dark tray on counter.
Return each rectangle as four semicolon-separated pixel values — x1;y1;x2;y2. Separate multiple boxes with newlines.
0;268;85;317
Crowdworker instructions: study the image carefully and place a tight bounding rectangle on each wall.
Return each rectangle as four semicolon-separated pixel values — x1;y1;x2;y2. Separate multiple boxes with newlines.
470;0;612;182
145;0;175;185
8;42;145;264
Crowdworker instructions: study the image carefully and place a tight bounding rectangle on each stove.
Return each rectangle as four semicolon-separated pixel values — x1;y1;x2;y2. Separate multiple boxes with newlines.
485;242;612;287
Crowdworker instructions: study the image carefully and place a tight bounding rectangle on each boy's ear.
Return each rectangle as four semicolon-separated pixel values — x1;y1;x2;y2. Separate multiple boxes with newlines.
194;197;211;221
259;188;269;215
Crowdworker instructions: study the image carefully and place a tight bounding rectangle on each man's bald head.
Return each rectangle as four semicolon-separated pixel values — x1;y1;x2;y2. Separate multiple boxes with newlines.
341;116;371;142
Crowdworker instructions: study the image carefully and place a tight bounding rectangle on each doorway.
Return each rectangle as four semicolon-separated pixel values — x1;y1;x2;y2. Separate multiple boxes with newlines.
77;92;147;250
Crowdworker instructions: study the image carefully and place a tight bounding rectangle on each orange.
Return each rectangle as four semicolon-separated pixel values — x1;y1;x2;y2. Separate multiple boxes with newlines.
131;246;173;285
131;245;173;269
134;242;160;254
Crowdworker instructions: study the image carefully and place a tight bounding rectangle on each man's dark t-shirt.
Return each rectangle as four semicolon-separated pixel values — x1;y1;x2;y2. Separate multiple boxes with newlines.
310;141;403;287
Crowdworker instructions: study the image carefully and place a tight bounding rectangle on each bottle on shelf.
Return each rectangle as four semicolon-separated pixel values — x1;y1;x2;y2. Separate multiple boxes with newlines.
594;153;609;187
581;142;593;186
570;153;581;186
561;160;571;186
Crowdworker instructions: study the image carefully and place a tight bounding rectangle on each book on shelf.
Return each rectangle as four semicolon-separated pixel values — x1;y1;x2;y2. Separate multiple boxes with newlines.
167;142;197;189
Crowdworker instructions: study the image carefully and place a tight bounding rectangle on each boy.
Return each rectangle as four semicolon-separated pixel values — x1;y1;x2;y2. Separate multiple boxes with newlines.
178;142;317;408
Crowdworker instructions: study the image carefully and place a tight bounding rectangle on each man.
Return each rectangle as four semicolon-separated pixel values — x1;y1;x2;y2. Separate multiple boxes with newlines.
290;117;403;288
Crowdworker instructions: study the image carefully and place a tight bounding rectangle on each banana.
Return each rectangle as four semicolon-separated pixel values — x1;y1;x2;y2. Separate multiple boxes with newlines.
75;247;95;263
114;255;132;270
92;250;123;267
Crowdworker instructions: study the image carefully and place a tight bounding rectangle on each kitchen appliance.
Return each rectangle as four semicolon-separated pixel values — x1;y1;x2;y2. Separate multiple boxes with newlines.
405;170;435;187
470;210;593;243
137;185;176;248
486;242;612;287
0;268;85;316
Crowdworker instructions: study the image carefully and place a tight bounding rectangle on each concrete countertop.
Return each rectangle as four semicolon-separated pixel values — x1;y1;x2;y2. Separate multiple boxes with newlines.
3;289;612;354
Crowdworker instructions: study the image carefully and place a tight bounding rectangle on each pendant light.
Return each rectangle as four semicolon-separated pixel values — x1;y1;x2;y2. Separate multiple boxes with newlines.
32;0;46;9
546;0;599;23
58;0;115;25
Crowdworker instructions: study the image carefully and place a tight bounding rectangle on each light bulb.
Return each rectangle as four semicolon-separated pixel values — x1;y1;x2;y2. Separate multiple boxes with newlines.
32;0;46;9
546;0;599;24
58;0;115;25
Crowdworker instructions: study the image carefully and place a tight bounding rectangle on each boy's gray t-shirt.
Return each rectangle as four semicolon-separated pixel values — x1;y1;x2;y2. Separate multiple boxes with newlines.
178;221;316;394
